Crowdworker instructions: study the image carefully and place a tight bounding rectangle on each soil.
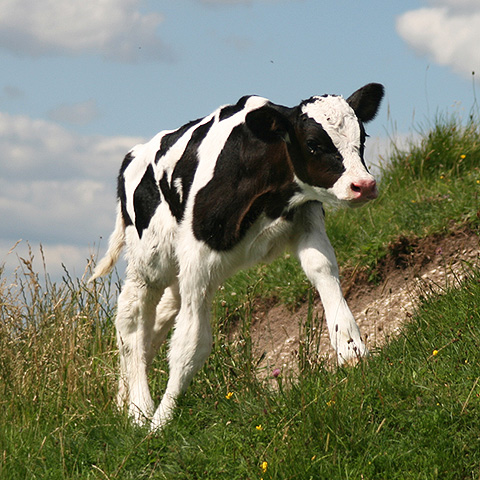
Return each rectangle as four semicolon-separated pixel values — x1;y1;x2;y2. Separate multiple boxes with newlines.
248;225;480;376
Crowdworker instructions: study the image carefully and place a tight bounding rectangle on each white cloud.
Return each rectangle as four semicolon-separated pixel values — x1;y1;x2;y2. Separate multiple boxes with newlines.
365;133;421;179
397;0;480;77
0;0;170;62
0;112;141;181
0;111;144;280
0;240;94;282
48;100;100;126
0;177;113;242
0;106;401;284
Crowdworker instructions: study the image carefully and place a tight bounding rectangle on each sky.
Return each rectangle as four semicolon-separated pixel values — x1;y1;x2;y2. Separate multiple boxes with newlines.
2;0;480;281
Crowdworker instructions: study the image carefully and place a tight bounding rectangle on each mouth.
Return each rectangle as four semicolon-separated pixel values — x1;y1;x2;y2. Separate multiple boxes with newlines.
347;195;376;209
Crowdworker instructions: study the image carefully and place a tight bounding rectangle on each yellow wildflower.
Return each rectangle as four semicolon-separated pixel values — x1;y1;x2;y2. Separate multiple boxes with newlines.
432;350;439;356
256;425;263;431
225;391;233;400
261;461;268;473
460;154;466;159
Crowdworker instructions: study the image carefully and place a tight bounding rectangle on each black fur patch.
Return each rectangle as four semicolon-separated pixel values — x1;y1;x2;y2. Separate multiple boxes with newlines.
219;95;251;121
117;153;134;227
346;83;384;123
160;118;215;221
358;121;368;170
155;118;203;164
193;124;297;251
281;115;344;189
133;164;161;237
300;94;338;108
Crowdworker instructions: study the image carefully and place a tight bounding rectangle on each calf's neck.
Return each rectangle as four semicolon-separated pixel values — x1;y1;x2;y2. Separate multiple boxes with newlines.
90;83;385;430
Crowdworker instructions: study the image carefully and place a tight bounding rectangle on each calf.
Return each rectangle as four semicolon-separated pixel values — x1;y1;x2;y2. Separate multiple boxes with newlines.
90;83;384;430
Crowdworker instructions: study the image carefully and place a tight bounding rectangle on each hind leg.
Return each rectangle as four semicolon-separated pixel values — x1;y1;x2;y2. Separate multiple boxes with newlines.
151;262;217;430
145;282;181;369
151;294;213;430
115;277;164;424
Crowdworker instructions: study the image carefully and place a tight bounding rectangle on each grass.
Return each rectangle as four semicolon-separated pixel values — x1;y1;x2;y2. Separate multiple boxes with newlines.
327;115;480;270
1;114;480;479
216;114;480;312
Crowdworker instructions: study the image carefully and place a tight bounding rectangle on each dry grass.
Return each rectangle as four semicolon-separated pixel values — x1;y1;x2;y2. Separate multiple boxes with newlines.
2;115;480;478
0;246;119;430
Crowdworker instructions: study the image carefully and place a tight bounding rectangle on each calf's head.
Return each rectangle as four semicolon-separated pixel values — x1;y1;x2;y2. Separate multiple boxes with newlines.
246;83;384;207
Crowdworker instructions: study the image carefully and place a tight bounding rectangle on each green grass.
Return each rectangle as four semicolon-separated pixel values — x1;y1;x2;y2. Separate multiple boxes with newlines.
327;115;480;273
216;115;480;312
1;115;480;479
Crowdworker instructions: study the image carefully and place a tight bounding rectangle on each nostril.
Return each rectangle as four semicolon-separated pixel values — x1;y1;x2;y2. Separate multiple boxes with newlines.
351;183;362;194
351;179;377;199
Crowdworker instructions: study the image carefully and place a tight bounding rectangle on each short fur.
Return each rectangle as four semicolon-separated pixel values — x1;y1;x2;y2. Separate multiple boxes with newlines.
90;84;384;430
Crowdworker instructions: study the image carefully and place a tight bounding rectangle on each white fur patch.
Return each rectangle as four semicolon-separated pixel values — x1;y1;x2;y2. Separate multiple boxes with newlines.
302;95;375;203
93;92;376;432
301;95;361;153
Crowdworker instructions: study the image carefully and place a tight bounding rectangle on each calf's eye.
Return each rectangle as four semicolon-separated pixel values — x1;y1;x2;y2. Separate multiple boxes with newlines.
306;141;321;154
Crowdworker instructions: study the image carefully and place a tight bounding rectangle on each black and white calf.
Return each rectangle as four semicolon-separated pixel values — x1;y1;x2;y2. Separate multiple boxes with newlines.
90;83;384;430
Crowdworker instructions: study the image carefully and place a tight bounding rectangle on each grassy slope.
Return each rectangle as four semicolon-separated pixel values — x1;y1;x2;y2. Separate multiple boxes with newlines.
1;116;480;479
216;117;480;313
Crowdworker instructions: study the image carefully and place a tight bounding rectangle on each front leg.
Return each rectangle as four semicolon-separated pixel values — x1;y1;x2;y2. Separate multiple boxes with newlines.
295;204;367;365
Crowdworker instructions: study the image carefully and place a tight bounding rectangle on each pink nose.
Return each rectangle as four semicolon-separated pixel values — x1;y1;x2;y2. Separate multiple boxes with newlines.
351;178;378;200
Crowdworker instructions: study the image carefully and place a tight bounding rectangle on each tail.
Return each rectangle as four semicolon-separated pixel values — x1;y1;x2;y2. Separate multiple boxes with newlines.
89;204;126;282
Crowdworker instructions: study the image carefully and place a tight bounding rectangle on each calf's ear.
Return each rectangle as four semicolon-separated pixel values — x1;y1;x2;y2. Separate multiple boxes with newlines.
347;83;384;123
246;106;291;143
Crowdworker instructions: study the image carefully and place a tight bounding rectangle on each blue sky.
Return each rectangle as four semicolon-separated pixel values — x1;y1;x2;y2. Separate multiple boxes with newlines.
1;0;480;280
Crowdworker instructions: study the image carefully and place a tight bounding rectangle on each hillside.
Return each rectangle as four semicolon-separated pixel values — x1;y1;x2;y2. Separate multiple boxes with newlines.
1;115;480;479
251;225;479;373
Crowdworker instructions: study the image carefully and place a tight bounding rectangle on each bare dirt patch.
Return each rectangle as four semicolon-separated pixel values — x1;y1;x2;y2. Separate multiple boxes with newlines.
249;226;479;377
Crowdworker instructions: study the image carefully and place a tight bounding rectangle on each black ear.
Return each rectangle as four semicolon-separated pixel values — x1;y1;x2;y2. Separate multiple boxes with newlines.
245;106;291;143
347;83;384;123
